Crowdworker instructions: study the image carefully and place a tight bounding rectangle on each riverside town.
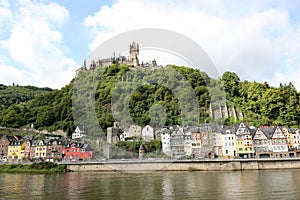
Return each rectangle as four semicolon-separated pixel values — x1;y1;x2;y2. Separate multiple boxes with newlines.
1;122;300;163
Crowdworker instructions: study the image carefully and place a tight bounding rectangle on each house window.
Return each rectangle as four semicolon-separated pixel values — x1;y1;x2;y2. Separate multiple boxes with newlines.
225;150;228;154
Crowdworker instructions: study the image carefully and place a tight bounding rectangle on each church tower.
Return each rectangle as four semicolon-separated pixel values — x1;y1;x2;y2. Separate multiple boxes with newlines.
129;42;139;66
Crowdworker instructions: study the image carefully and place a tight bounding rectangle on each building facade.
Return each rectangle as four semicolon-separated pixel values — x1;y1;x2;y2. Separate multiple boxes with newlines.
236;123;255;158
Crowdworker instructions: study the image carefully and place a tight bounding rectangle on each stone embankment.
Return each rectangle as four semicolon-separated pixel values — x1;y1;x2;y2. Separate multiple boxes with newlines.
65;158;300;172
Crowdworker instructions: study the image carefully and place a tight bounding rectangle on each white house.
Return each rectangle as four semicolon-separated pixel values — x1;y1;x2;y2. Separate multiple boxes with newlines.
142;125;154;141
221;127;236;159
161;128;171;156
271;126;288;152
72;126;87;139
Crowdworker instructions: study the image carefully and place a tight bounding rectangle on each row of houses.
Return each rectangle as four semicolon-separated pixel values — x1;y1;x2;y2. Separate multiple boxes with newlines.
0;135;95;162
215;123;298;159
106;122;300;159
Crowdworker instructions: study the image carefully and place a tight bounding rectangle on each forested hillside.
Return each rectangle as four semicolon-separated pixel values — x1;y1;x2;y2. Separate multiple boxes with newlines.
0;83;73;133
0;84;52;112
0;64;299;136
222;71;300;127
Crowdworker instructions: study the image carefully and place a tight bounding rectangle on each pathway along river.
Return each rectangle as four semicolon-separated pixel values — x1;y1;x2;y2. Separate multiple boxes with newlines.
0;169;300;199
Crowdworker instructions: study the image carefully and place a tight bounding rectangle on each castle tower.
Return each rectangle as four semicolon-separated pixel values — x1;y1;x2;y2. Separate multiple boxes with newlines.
129;42;139;66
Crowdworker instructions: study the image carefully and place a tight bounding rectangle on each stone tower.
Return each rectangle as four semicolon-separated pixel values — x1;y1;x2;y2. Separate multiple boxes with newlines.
139;143;145;160
129;42;139;66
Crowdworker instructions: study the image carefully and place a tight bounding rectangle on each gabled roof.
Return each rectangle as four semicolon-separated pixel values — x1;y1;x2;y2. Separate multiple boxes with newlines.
4;135;22;142
77;125;85;130
259;127;275;139
289;128;299;133
31;139;44;146
6;135;16;142
249;128;257;137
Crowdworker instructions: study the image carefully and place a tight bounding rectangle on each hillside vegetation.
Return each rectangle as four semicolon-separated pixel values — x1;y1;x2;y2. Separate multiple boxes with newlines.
0;84;52;112
0;64;299;136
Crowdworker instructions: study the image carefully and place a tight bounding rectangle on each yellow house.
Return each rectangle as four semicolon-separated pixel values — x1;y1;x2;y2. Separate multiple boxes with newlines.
235;122;255;158
7;140;25;162
282;127;300;150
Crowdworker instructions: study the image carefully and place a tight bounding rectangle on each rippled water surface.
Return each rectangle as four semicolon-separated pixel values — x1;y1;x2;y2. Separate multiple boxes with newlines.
1;170;300;199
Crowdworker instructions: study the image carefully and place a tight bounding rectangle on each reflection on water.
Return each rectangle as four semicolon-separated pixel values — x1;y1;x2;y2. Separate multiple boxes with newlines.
1;170;300;199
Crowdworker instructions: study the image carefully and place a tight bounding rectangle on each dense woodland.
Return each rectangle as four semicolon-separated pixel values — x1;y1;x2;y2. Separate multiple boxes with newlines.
0;64;299;136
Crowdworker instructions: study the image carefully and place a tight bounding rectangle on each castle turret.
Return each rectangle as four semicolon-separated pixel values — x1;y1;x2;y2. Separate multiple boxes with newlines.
90;60;96;71
130;41;139;66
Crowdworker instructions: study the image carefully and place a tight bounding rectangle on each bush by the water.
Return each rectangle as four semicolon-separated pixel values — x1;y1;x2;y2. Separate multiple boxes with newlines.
0;162;67;173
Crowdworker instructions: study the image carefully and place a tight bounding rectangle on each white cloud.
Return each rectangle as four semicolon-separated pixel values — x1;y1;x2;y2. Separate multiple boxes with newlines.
0;0;77;89
0;0;12;28
83;0;300;90
0;57;32;86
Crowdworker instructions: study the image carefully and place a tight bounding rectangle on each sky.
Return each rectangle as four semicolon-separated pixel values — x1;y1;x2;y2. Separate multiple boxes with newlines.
1;0;300;90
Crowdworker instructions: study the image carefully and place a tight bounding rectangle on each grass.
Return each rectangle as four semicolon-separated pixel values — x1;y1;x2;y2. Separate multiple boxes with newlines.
0;162;68;173
187;166;198;171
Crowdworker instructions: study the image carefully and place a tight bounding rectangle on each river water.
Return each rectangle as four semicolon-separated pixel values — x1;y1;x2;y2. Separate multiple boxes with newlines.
1;170;300;199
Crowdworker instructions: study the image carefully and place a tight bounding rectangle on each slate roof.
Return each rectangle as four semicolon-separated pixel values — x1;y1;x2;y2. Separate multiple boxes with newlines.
161;128;171;134
5;135;22;142
249;128;257;137
185;126;199;133
289;128;299;133
221;126;236;134
259;127;275;139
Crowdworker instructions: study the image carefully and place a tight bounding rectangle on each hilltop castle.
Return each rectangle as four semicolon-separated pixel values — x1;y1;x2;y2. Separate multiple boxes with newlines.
76;42;160;75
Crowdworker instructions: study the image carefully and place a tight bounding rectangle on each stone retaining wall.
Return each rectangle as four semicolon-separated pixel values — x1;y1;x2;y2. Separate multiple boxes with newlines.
66;159;300;172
